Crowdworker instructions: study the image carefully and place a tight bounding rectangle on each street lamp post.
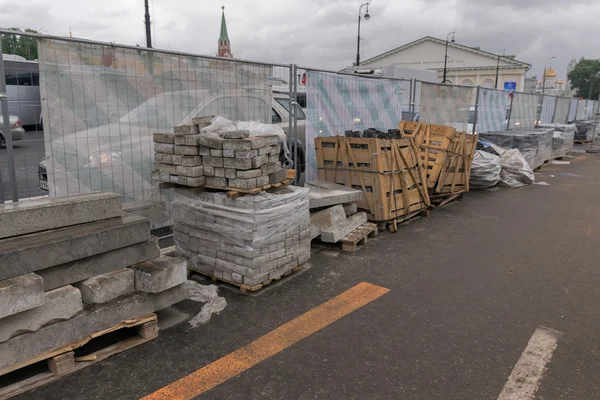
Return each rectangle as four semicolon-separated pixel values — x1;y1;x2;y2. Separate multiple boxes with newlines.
538;56;555;122
494;49;505;89
355;1;371;68
442;31;455;84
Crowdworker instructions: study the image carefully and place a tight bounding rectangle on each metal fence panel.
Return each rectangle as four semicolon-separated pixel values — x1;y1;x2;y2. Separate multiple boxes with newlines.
38;38;274;201
576;99;586;120
586;100;595;119
554;97;571;123
419;82;475;132
568;99;578;121
305;70;409;181
540;95;556;124
477;88;510;133
509;92;539;129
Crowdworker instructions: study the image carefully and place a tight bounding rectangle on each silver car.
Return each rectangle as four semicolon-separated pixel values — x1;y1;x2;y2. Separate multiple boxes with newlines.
0;114;25;146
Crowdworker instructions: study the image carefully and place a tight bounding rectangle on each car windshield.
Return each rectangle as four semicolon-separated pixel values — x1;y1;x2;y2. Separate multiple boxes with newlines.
275;98;306;120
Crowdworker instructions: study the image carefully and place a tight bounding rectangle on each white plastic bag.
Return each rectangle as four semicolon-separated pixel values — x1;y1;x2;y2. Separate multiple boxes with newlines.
470;150;501;189
499;149;535;187
184;281;228;327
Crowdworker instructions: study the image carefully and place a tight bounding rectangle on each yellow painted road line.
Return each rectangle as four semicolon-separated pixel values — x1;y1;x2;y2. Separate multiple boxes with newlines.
142;282;390;400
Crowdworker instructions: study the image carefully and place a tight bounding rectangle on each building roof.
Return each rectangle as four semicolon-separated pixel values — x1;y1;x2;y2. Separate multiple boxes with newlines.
219;6;229;42
545;66;557;77
360;36;531;68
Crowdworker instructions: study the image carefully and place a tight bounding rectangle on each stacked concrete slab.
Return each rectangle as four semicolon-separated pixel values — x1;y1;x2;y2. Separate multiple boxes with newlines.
152;116;286;190
0;192;187;372
172;186;311;286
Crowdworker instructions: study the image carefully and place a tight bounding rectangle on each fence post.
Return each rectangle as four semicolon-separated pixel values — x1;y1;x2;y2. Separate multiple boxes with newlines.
408;78;414;120
574;99;580;121
411;79;418;121
506;92;514;130
0;36;19;202
472;86;480;134
292;64;299;183
287;64;293;170
537;94;544;126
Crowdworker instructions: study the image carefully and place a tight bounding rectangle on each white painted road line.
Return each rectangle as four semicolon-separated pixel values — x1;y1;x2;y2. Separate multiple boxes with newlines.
497;326;562;400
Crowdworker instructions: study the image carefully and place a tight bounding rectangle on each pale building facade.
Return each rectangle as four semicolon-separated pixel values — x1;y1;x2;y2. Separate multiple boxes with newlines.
357;36;531;91
534;67;566;96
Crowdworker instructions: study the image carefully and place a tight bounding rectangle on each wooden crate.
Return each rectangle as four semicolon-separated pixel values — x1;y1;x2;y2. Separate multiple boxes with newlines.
398;121;478;197
315;136;430;222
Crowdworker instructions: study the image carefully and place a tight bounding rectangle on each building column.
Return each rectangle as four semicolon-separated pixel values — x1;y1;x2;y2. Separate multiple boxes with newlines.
476;73;481;86
519;74;525;92
454;75;459;85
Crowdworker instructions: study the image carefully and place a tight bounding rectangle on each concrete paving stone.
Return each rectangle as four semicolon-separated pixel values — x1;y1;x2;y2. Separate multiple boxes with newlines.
244;273;270;286
199;134;224;149
198;146;211;156
222;139;252;151
343;203;358;216
223;130;250;139
158;163;178;174
228;178;258;190
38;239;161;291
210;149;223;157
206;177;228;188
223;157;252;170
181;135;203;146
0;215;151;281
268;154;279;163
0;273;45;319
174;145;199;156
231;273;243;283
134;256;187;293
222;271;233;282
204;166;215;176
76;268;135;304
256;175;270;187
123;200;168;230
156;153;173;164
0;192;122;240
214;167;225;177
257;145;275;156
251;155;270;168
172;155;183;165
270;144;281;155
185;176;206;188
0;285;83;343
310;204;346;239
235;149;258;159
269;168;287;184
320;212;368;243
225;168;237;179
261;162;282;175
174;125;199;135
192;116;213;127
177;165;204;177
153;133;174;144
262;135;281;146
203;157;224;167
0;285;186;371
222;149;235;158
173;135;186;145
236;169;262;179
169;175;185;185
180;156;202;167
154;143;174;154
306;180;364;209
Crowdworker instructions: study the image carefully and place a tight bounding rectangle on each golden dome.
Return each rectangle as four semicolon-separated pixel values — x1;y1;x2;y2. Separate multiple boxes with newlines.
545;67;557;77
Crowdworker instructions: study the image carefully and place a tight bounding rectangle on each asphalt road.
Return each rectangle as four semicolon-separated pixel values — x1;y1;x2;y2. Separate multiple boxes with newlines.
0;130;46;201
14;148;600;399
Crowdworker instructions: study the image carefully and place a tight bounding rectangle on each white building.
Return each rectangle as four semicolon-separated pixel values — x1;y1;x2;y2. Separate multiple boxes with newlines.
354;36;531;91
534;67;566;96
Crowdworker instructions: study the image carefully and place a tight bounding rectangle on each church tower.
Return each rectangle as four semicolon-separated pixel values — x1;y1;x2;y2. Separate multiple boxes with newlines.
217;6;233;58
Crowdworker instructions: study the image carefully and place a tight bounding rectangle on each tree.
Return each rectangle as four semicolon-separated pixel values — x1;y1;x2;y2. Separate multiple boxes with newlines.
567;59;600;100
0;28;38;60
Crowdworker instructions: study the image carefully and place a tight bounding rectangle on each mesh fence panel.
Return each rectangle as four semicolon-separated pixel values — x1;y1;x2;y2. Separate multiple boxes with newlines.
38;38;274;201
568;99;578;121
576;99;586;120
554;97;571;123
586;100;595;119
477;88;510;133
419;82;475;132
305;71;409;181
540;95;556;124
509;92;539;129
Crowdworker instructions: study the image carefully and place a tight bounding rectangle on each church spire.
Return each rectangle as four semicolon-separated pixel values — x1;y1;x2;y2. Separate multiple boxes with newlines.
217;6;233;58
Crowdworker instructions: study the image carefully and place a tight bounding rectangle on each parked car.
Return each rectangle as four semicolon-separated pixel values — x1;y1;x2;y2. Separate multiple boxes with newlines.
38;90;307;192
0;114;25;146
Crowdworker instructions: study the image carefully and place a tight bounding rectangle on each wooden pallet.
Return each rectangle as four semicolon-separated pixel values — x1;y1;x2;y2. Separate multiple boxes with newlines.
206;169;297;198
429;192;463;207
574;139;593;144
376;208;430;233
188;265;302;294
339;222;378;252
0;314;158;399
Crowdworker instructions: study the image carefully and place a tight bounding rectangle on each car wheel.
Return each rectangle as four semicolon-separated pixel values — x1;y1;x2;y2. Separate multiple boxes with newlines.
0;133;4;147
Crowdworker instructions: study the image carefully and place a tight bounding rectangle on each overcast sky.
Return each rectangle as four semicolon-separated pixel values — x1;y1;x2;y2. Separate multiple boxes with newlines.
1;0;598;78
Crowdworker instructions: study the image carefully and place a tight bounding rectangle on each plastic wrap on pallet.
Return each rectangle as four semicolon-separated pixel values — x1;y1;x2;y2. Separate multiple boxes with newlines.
537;123;575;158
574;121;595;142
478;128;553;170
469;150;501;189
171;186;311;286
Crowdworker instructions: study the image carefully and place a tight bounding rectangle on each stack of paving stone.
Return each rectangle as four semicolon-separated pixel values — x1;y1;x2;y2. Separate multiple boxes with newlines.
153;117;286;190
0;192;187;373
172;186;311;287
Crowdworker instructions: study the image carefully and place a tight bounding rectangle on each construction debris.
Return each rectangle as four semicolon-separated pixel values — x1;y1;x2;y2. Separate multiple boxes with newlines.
306;181;363;209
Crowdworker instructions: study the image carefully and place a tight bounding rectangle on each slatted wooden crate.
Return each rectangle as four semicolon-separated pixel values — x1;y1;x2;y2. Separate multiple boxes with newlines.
398;121;477;200
314;136;430;222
